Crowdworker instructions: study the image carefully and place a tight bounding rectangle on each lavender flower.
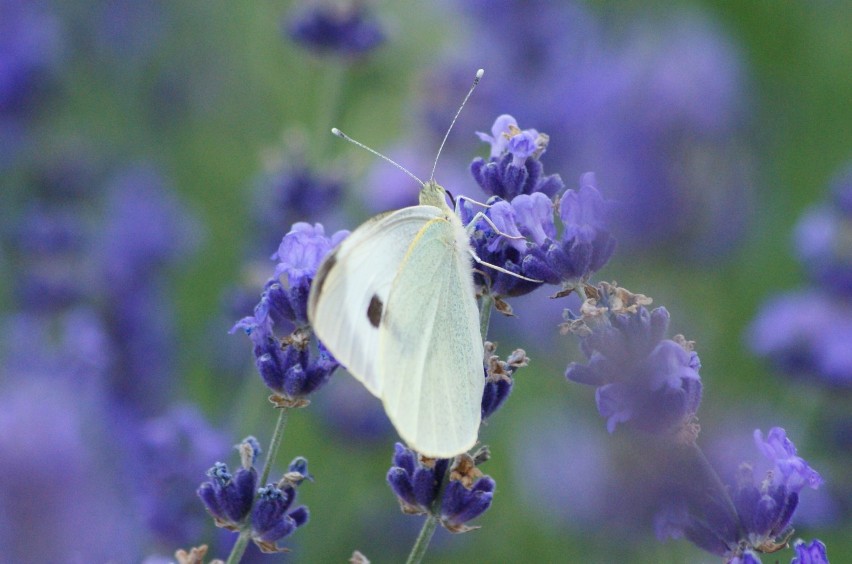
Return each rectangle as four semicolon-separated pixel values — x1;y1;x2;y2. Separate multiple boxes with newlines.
386;443;495;533
250;484;310;553
471;115;563;201
232;223;347;401
657;428;823;561
198;448;311;554
464;116;614;296
564;283;702;436
286;2;385;57
523;173;616;289
197;462;258;528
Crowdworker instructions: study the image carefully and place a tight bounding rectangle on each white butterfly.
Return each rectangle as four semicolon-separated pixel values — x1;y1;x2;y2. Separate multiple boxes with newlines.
308;177;484;458
308;70;492;458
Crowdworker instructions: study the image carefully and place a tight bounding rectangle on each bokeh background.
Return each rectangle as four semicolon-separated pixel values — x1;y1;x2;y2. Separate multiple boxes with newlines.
1;1;850;562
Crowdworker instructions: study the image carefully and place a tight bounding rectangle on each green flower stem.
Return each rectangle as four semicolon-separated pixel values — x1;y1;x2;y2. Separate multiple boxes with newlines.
479;292;494;341
225;531;251;564
406;515;439;564
687;441;740;530
260;407;290;487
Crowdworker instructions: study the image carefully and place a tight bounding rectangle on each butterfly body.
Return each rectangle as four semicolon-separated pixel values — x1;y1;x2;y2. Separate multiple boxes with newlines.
308;181;484;458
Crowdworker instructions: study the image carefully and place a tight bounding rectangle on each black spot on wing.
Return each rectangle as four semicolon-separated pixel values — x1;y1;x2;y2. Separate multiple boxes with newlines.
367;294;383;328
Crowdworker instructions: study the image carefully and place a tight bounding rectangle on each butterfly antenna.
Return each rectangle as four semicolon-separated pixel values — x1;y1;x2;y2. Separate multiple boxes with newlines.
429;68;484;183
331;128;425;187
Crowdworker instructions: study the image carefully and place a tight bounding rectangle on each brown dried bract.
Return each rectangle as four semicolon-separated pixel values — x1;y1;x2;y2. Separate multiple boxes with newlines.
254;539;291;554
175;545;223;564
494;296;514;316
268;394;311;409
450;453;483;488
282;326;311;351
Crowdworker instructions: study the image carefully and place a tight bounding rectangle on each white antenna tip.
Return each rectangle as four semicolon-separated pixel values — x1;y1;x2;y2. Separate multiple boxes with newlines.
331;127;343;137
475;68;485;79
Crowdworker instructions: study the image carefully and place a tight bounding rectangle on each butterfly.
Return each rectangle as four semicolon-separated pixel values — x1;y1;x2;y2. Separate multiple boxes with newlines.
308;69;528;458
308;175;484;458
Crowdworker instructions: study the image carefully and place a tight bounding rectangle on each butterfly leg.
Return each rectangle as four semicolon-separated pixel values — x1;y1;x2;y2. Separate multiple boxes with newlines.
467;249;542;282
463;210;526;241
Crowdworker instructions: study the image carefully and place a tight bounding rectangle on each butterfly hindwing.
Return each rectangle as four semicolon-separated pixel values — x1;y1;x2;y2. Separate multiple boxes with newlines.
379;213;484;458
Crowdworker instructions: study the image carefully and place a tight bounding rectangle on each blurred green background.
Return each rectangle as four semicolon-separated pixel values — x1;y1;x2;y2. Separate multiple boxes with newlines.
1;1;850;562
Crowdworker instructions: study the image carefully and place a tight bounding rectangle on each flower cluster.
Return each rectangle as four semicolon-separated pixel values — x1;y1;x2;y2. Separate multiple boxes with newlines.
198;441;310;554
463;115;615;297
564;282;702;436
386;444;495;533
749;163;852;388
656;428;824;563
232;223;347;402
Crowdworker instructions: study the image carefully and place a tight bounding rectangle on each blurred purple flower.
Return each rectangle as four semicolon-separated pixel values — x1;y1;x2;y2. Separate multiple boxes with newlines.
747;289;852;389
791;538;829;564
252;154;346;250
93;164;201;414
754;428;824;493
314;373;395;444
431;2;752;257
0;379;142;561
657;428;823;561
0;0;63;116
286;2;385;57
794;164;852;297
136;404;230;546
6;205;89;311
564;283;702;435
98;163;200;287
510;408;615;531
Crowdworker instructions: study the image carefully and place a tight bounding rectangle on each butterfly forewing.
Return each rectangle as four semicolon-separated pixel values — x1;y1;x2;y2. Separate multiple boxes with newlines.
308;206;444;396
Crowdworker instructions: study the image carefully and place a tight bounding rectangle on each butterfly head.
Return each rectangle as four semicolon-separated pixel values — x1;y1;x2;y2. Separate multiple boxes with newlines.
420;180;452;210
